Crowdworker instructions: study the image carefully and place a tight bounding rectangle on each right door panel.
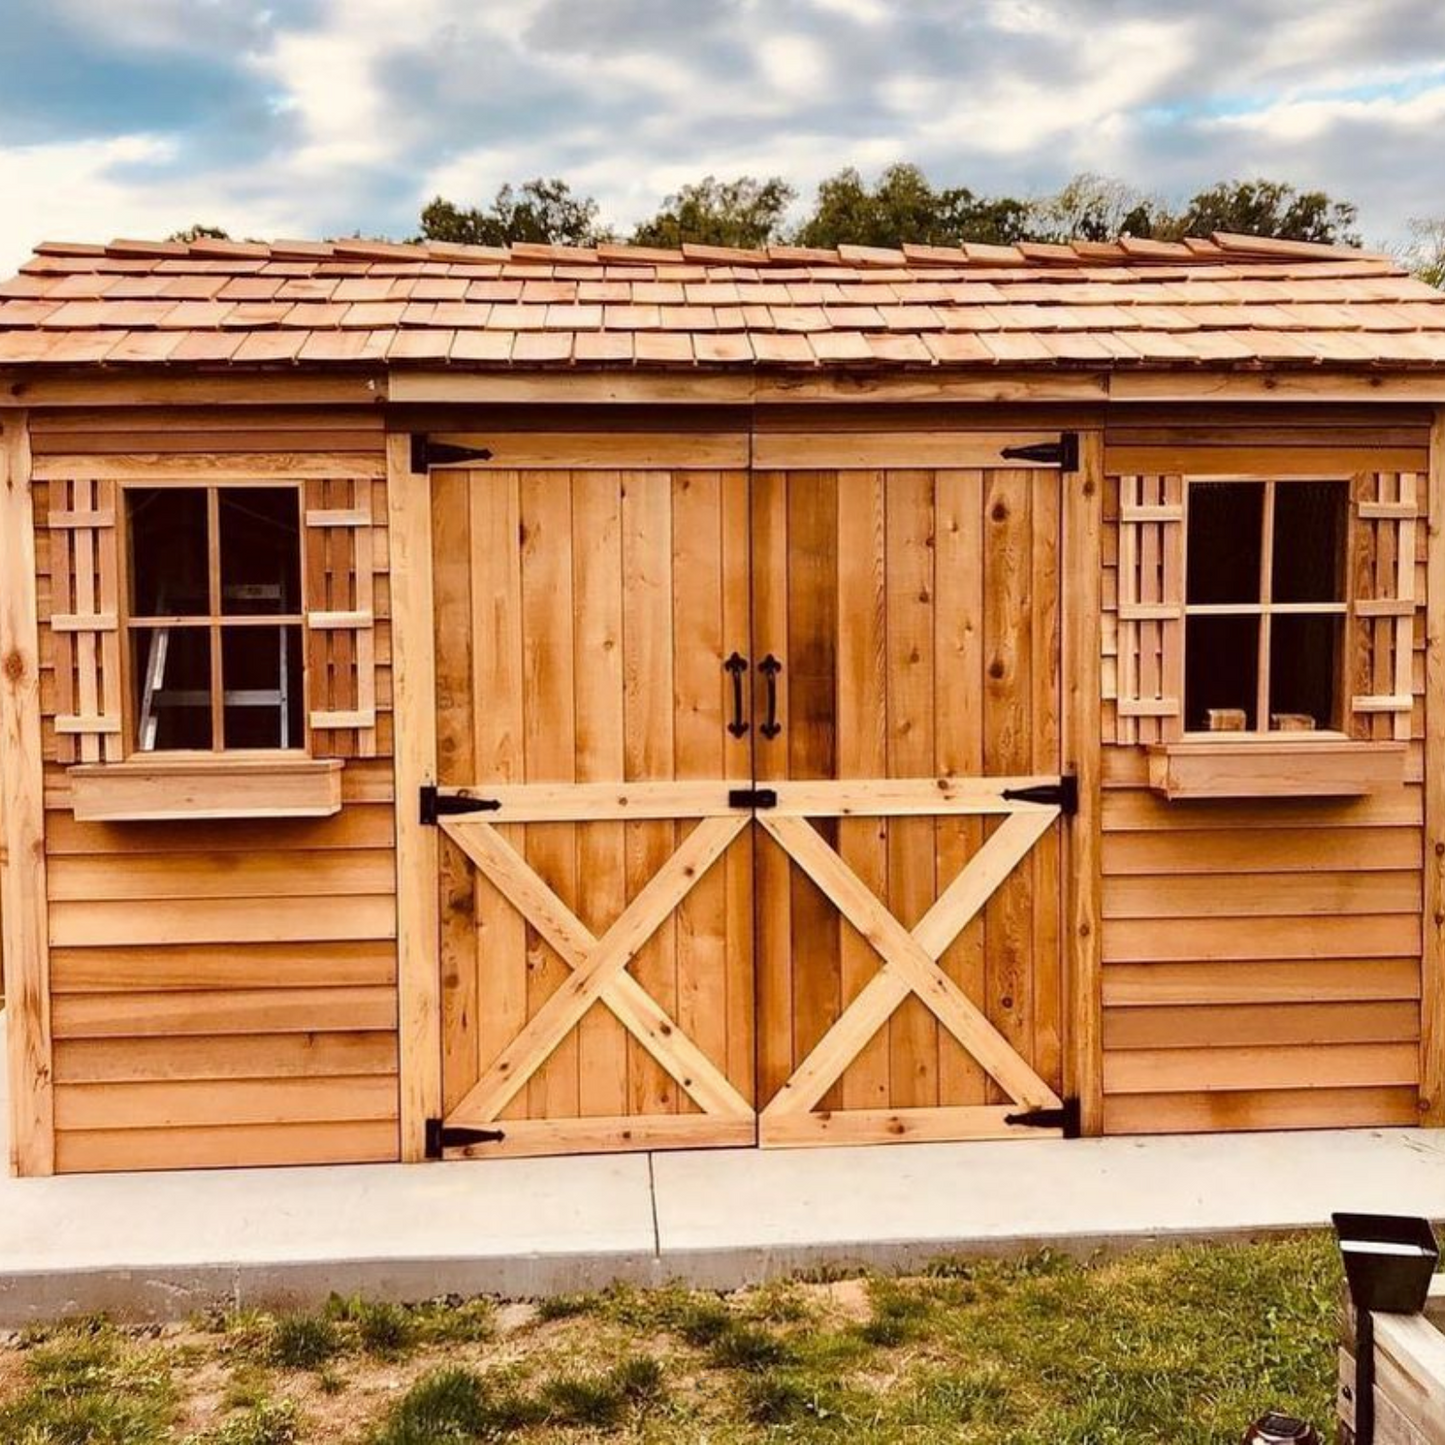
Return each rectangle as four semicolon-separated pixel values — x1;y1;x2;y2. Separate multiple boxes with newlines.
752;465;1070;1145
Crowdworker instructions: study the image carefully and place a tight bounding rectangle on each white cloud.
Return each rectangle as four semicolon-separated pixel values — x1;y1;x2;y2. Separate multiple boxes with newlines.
807;0;888;23
903;16;1192;160
756;33;831;98
1207;77;1445;144
4;0;1445;269
0;134;304;273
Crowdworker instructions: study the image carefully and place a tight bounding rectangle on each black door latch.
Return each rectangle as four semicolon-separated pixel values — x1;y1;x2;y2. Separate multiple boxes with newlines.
728;788;778;809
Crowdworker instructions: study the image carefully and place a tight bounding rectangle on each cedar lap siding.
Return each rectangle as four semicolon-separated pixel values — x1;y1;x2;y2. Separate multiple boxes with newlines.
0;231;1438;1175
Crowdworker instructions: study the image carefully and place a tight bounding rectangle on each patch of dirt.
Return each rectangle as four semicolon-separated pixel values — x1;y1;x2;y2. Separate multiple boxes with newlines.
282;1357;421;1443
495;1301;538;1333
0;1344;25;1403
816;1276;873;1323
168;1356;231;1437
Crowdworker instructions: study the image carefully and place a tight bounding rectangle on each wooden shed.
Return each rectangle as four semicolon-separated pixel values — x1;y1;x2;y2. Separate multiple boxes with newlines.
1;230;1443;1177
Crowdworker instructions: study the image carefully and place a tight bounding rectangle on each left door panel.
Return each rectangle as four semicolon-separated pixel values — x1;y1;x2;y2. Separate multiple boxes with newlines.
431;466;756;1159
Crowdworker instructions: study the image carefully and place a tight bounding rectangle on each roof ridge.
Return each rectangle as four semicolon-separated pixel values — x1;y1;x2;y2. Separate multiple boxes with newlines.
20;232;1398;271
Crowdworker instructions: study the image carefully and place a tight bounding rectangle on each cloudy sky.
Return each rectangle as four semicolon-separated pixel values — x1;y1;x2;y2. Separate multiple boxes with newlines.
2;0;1444;271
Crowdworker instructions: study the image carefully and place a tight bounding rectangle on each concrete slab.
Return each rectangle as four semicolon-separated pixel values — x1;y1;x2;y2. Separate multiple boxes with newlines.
651;1130;1445;1286
0;1013;658;1324
0;1153;661;1323
4;1014;1445;1324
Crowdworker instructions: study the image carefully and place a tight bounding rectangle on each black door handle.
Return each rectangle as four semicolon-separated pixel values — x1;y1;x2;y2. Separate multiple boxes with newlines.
760;654;782;739
723;651;749;737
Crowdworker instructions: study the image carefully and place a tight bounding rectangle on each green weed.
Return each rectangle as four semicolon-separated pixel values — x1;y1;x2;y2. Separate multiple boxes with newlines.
540;1355;667;1427
188;1398;299;1445
266;1314;340;1371
534;1292;597;1322
707;1320;796;1370
857;1280;932;1346
368;1366;542;1444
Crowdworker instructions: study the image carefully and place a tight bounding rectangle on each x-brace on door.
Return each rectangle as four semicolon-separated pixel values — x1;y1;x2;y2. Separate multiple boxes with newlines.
748;462;1073;1145
426;453;1073;1158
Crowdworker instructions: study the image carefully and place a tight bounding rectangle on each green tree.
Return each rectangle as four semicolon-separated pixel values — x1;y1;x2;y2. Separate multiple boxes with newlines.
1401;217;1445;289
168;224;230;242
1027;173;1165;243
793;163;1034;249
419;178;611;247
1174;179;1359;245
630;175;796;249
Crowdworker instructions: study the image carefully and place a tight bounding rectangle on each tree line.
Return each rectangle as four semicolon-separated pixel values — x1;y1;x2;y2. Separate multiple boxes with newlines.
177;164;1445;281
416;167;1362;252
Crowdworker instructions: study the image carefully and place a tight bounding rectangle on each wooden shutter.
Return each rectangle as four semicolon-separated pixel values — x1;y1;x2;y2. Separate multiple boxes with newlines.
304;477;378;757
1113;473;1185;744
1350;470;1419;742
49;477;123;763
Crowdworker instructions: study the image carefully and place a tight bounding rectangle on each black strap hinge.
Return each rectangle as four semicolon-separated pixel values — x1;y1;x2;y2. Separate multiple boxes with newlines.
411;435;494;472
420;785;502;825
728;787;778;810
1000;432;1079;472
1004;1098;1080;1138
425;1119;506;1159
1001;775;1078;816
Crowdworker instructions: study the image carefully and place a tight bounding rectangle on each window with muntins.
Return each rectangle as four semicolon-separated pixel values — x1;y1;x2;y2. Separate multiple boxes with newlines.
1182;478;1349;733
125;485;304;751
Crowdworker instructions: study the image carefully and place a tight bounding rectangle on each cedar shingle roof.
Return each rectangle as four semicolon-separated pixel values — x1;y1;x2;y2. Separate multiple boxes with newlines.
2;231;1443;370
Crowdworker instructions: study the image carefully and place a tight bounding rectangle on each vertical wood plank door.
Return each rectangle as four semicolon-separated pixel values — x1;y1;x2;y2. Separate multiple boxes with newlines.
430;467;756;1159
752;466;1071;1146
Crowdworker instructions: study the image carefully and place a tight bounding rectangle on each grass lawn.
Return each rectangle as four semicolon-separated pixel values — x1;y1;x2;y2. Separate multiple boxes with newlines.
0;1234;1343;1443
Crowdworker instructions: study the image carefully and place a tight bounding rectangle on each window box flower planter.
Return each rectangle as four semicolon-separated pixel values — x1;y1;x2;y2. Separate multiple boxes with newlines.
1145;739;1406;800
68;756;344;821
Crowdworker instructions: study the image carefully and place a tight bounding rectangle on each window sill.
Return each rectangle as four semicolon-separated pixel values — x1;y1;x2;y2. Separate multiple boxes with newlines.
68;756;344;822
1145;739;1406;801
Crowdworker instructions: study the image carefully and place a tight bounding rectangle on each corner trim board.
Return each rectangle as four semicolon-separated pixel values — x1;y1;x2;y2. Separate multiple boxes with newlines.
0;411;54;1175
1422;409;1445;1125
1064;430;1105;1135
387;432;441;1162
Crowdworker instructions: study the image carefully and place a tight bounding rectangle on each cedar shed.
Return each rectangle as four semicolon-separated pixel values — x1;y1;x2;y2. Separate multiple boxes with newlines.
1;230;1443;1178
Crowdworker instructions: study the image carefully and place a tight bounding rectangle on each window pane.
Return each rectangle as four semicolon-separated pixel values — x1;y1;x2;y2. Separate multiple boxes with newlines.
221;625;304;748
1186;481;1264;605
219;488;301;615
1185;615;1259;731
127;488;209;616
131;626;211;750
1272;481;1348;603
1269;615;1342;731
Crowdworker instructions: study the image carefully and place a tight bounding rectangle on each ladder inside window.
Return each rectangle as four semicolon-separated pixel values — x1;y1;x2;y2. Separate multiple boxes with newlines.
138;583;292;750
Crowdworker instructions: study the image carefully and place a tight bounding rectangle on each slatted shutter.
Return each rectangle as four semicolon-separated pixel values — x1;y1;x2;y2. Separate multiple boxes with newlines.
49;477;123;762
1350;470;1419;742
1113;473;1185;744
304;477;378;757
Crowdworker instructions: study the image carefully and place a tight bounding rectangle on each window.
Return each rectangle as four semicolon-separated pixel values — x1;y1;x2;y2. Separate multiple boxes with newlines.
125;485;304;751
1183;478;1348;733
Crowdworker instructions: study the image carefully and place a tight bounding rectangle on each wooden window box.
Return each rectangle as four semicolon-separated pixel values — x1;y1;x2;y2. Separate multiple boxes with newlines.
1145;739;1406;801
68;757;343;822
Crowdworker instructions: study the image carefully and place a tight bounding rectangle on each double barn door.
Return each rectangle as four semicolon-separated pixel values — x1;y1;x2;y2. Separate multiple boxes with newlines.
429;453;1071;1159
